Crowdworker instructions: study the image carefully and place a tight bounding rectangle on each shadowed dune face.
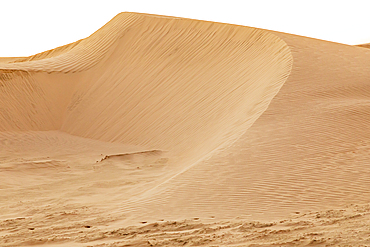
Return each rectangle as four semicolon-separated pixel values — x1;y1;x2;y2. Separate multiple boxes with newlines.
0;13;292;164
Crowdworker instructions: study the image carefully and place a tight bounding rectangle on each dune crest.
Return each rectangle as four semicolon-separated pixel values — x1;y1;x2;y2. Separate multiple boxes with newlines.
1;12;293;166
116;23;370;226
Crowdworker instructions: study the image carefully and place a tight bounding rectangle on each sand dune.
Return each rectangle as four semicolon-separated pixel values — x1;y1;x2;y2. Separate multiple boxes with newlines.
1;12;370;246
118;28;370;225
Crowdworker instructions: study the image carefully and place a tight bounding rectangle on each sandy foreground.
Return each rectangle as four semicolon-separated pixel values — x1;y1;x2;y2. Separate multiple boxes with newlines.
1;12;370;246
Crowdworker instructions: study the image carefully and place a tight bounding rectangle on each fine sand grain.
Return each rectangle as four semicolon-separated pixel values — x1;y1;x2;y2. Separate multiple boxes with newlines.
1;12;370;246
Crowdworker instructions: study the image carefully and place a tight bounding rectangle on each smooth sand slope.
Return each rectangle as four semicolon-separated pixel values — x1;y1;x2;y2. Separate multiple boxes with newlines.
1;12;370;246
121;29;370;225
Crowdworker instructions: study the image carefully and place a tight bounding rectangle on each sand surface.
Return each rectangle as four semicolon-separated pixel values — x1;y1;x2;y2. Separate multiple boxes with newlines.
1;12;370;246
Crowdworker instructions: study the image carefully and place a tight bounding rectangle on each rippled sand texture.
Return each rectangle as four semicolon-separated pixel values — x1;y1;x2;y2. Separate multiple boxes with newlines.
1;12;370;246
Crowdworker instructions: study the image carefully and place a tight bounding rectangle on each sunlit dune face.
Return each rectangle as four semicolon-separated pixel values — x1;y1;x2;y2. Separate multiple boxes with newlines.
2;11;370;247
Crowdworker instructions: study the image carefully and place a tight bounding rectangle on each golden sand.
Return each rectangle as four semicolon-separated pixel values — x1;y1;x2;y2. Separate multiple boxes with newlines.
1;13;370;246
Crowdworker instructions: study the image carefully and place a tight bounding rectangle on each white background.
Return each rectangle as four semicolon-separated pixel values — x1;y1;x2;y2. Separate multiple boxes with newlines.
1;0;370;57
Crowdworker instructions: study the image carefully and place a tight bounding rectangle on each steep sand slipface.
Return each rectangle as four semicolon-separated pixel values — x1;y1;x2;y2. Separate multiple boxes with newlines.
0;12;293;165
120;30;370;224
0;10;292;225
0;14;298;246
61;13;293;166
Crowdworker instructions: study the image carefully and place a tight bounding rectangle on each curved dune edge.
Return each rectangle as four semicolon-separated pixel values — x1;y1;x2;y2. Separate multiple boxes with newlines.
0;12;293;168
4;11;370;247
117;24;370;227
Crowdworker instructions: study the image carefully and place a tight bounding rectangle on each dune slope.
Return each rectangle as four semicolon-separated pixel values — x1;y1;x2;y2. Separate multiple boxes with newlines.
0;12;292;171
117;28;370;225
2;12;370;247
